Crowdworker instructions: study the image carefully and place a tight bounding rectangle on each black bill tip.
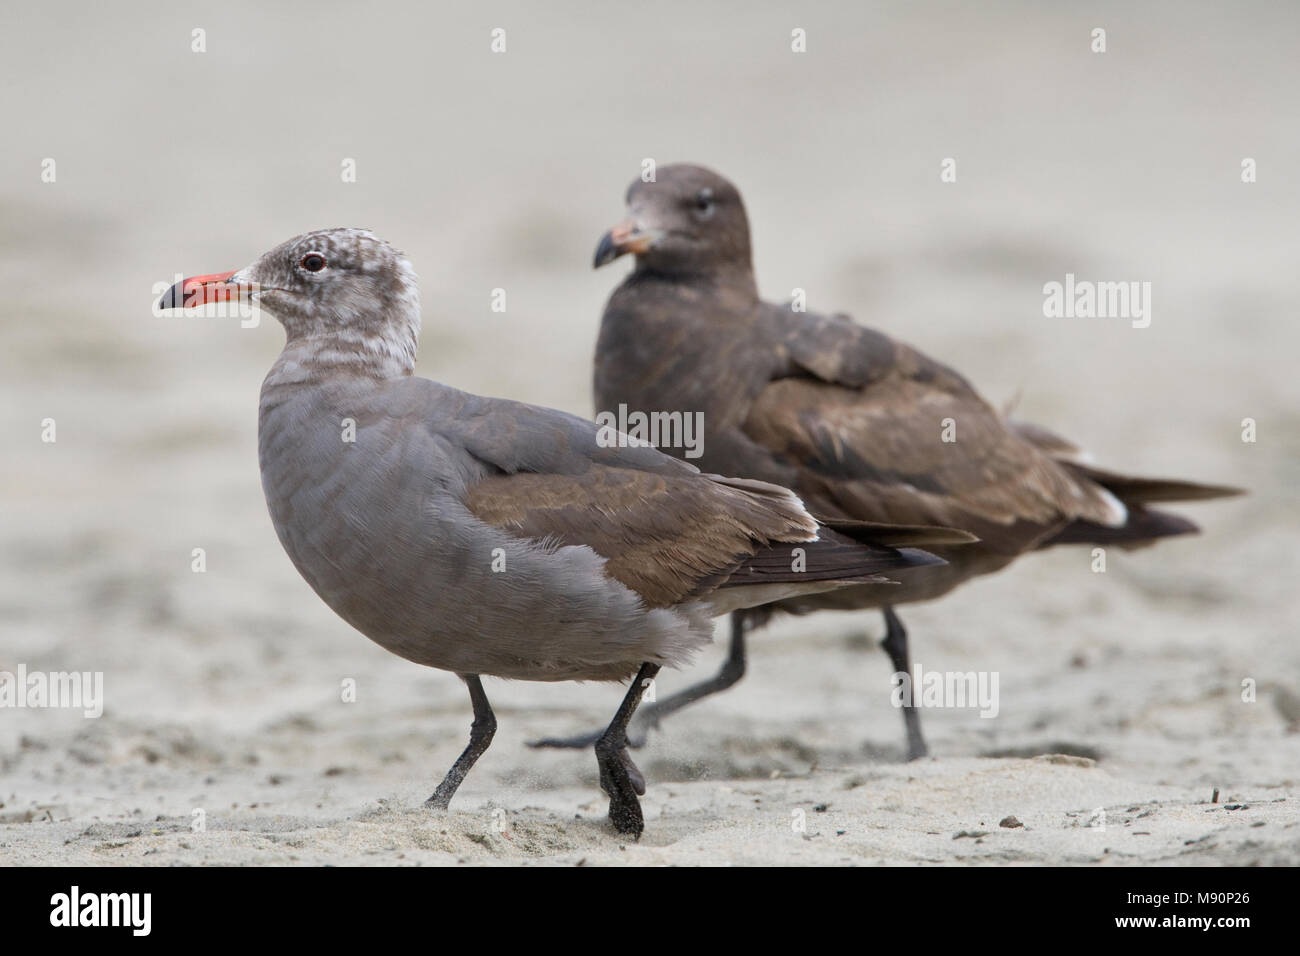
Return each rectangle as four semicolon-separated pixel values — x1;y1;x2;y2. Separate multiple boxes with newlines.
593;230;619;269
157;280;186;310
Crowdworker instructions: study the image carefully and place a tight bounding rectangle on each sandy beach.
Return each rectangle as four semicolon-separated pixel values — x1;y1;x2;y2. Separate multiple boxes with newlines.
2;0;1297;866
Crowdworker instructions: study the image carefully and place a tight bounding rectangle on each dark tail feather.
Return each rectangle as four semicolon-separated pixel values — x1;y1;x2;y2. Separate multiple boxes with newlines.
1009;417;1241;550
1042;505;1200;550
818;518;978;548
1063;463;1244;504
721;528;943;589
1009;417;1245;503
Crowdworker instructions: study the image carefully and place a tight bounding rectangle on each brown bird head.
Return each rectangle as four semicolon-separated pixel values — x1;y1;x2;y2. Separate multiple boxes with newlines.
594;164;753;277
158;228;422;373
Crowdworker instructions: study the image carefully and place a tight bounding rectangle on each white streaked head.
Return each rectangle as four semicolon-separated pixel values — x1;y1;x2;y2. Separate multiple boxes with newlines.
233;228;421;375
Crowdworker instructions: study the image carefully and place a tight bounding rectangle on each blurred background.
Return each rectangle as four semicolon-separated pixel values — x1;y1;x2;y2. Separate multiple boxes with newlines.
1;1;1296;861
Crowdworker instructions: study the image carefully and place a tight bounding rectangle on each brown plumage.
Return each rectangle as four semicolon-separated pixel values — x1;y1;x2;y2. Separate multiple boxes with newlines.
544;164;1243;758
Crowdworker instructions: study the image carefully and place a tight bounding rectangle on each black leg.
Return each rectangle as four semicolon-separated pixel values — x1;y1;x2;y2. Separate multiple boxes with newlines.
595;662;660;837
426;675;497;809
528;613;749;750
881;606;928;761
629;613;746;743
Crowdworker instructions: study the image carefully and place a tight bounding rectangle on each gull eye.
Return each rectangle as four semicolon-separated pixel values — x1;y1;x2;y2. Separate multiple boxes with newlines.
693;189;715;219
299;253;326;272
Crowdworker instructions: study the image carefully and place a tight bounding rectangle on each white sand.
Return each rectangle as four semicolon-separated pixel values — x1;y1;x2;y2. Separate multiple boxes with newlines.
1;0;1297;865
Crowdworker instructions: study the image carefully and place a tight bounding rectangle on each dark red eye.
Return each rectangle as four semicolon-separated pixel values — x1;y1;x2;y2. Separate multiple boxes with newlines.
299;253;326;272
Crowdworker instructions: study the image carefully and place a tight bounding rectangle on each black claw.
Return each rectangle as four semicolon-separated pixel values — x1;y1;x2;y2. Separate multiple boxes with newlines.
608;791;645;837
598;752;646;836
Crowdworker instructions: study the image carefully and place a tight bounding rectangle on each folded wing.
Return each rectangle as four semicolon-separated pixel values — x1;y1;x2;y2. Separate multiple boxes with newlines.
751;308;1125;539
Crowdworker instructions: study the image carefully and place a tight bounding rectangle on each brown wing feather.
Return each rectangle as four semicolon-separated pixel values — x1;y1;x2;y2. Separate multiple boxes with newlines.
463;466;819;609
744;372;1121;535
463;466;947;609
